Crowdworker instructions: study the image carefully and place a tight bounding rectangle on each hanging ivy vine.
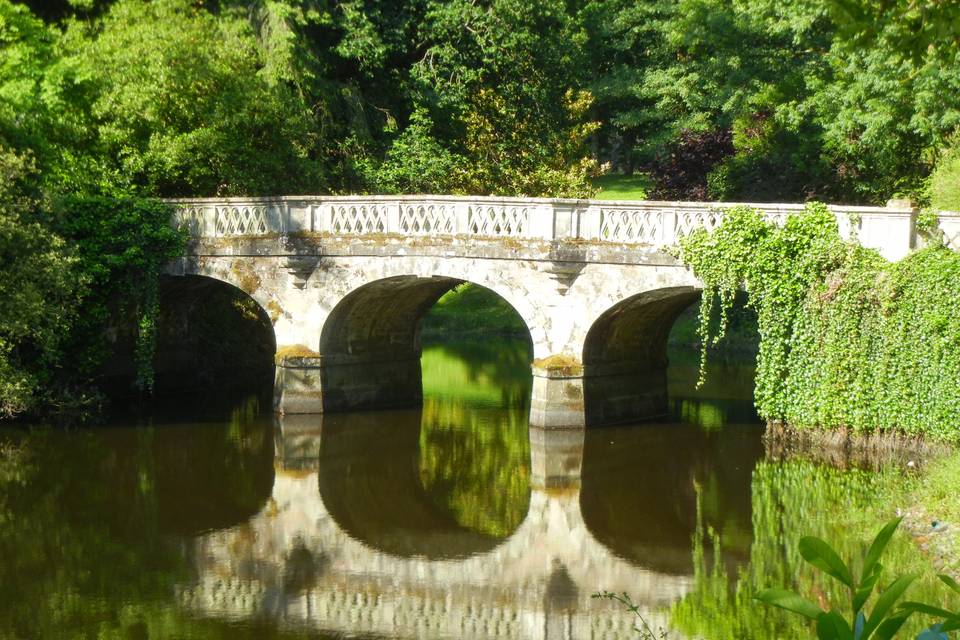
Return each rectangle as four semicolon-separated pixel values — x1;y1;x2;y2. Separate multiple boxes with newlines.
53;196;185;394
678;203;960;441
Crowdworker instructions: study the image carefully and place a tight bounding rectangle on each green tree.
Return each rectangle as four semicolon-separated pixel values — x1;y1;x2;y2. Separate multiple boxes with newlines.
56;0;329;196
0;148;83;416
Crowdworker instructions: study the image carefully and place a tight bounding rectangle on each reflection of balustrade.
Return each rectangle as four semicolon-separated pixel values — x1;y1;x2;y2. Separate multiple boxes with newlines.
168;195;951;261
179;416;690;639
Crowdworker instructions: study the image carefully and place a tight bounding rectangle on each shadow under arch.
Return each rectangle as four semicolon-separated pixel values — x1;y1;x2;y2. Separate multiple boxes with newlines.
152;274;277;396
581;286;701;426
318;275;534;413
315;410;523;559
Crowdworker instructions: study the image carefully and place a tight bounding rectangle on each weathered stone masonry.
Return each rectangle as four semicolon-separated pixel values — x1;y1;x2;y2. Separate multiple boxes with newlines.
168;195;956;428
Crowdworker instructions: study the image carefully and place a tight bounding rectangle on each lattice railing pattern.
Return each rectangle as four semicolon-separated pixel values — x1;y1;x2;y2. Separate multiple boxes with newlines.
468;204;528;237
215;206;268;236
174;206;206;235
330;204;387;234
676;209;724;238
400;204;455;235
599;208;661;243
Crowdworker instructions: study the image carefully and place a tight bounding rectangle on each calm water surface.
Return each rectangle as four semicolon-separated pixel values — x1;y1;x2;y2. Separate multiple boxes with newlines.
0;340;912;639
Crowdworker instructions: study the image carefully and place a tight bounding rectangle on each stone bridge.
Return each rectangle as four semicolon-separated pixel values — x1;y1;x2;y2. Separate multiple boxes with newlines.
176;418;690;640
168;195;957;428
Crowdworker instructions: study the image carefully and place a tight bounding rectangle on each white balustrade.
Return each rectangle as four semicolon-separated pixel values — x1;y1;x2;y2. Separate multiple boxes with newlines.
168;195;960;261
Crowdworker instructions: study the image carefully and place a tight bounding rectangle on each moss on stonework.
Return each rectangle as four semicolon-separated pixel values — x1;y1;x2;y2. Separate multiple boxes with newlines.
532;354;583;376
274;344;321;364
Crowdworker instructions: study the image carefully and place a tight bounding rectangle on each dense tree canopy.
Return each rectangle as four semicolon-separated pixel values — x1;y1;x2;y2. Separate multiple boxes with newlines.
4;0;960;202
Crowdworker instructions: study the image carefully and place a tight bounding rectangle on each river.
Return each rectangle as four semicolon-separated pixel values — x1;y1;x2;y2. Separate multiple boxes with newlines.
0;338;941;639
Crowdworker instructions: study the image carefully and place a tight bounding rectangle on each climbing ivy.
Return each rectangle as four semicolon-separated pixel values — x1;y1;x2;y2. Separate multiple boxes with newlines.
52;196;185;394
679;203;960;441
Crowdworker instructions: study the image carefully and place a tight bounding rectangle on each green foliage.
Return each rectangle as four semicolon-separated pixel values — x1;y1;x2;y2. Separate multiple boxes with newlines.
930;146;960;211
679;204;960;441
755;516;960;638
0;149;84;416
756;518;923;639
455;87;599;198
57;0;327;196
51;196;185;392
361;108;464;194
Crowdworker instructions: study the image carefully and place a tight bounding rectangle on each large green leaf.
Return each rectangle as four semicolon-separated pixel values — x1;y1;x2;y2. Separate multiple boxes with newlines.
938;574;960;596
755;588;823;620
854;569;880;614
862;574;918;639
870;612;910;640
817;610;853;640
898;602;955;618
799;535;854;587
861;518;901;583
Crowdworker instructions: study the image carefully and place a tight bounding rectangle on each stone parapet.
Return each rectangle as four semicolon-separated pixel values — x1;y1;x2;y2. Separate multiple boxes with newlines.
169;194;937;261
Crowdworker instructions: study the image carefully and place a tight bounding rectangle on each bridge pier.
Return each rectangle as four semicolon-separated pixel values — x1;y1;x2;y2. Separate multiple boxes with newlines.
528;361;670;430
274;353;423;414
274;355;324;414
529;367;586;430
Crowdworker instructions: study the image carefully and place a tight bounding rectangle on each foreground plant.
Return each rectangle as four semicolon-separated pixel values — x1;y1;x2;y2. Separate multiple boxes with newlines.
757;518;958;639
593;591;669;639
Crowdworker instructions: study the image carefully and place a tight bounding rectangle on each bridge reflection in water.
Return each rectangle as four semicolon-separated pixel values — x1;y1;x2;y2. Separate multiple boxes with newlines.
177;399;762;639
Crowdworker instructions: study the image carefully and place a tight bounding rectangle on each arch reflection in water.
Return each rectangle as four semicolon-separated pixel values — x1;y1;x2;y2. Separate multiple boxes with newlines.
182;416;692;639
579;422;763;577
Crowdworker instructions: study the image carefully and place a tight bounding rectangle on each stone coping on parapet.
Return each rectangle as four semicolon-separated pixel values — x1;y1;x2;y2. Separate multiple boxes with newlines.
166;193;921;215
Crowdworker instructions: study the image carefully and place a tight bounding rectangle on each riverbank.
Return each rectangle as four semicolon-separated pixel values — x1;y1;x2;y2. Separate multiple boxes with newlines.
890;452;960;581
764;421;960;580
764;422;953;469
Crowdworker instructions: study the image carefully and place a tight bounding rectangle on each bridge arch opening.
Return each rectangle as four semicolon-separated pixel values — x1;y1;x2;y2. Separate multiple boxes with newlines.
581;287;759;427
581;286;701;426
151;274;276;398
317;276;533;413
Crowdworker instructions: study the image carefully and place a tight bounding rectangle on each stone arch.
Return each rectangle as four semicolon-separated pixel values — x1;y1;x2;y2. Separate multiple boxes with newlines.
319;275;460;359
152;274;277;394
582;286;700;374
315;271;537;412
580;286;700;426
310;257;550;359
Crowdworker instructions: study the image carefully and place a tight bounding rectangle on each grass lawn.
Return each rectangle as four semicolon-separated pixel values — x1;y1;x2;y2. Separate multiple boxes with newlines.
591;173;653;200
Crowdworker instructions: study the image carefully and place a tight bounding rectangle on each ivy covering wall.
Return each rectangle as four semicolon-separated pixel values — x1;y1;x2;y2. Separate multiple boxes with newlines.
679;204;960;441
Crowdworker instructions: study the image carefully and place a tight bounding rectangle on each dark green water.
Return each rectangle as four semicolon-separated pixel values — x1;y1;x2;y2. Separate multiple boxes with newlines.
0;339;942;639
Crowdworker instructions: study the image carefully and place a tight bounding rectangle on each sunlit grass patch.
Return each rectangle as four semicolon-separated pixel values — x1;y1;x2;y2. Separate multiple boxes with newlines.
592;173;652;200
